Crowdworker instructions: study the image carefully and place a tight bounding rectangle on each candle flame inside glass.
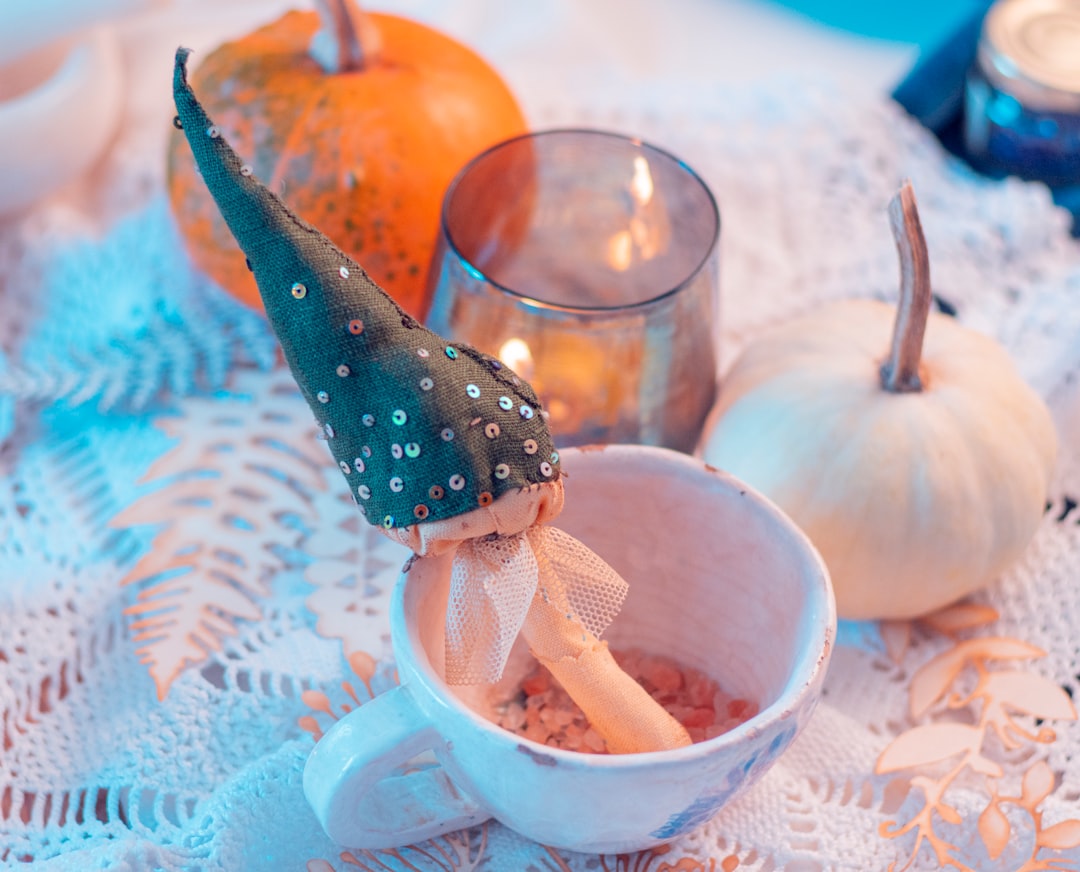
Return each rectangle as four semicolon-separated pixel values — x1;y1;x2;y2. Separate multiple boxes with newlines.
607;231;633;272
499;337;535;380
607;157;661;271
631;156;654;205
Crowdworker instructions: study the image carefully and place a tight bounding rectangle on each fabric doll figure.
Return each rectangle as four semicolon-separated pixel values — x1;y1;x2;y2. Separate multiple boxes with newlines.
172;48;690;754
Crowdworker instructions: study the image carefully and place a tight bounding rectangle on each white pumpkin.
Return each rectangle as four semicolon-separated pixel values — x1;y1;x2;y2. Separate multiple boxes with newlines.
702;183;1058;620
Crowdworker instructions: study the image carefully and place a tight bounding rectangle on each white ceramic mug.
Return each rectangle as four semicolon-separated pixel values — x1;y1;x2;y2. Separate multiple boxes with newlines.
304;445;835;854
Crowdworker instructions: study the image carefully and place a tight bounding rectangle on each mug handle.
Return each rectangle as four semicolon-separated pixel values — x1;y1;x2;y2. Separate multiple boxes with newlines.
303;684;489;848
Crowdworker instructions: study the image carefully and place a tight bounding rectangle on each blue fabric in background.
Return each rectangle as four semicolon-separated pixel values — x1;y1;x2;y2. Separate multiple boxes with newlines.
767;0;987;46
890;4;991;135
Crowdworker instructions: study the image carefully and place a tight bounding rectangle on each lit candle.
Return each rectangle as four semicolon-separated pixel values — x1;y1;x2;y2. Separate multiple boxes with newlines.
425;130;720;450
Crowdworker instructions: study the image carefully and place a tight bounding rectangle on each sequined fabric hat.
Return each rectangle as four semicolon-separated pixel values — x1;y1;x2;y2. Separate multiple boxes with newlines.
172;47;560;531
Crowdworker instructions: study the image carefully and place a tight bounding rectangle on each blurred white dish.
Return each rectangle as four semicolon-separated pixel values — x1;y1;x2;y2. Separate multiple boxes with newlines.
0;27;123;217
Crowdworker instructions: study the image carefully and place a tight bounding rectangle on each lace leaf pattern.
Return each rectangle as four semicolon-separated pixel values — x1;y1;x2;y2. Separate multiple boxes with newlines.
302;498;408;662
113;368;331;699
307;825;490;872
0;198;276;416
597;845;736;871
297;468;408;739
299;651;384;743
303;825;729;872
876;605;1080;871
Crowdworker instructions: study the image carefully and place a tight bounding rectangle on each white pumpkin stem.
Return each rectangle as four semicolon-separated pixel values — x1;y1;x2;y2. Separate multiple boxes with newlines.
880;181;931;394
311;0;373;73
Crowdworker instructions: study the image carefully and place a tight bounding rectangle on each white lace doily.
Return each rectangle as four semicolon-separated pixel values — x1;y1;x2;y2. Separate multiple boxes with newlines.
3;10;1080;872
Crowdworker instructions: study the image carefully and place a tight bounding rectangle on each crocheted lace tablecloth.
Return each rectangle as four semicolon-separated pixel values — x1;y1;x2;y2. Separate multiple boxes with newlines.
2;3;1080;870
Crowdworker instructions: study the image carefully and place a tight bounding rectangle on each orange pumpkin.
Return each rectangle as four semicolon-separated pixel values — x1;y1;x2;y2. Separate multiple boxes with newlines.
166;1;528;317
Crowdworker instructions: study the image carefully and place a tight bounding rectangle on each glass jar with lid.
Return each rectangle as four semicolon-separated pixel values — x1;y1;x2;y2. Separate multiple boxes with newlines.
964;0;1080;187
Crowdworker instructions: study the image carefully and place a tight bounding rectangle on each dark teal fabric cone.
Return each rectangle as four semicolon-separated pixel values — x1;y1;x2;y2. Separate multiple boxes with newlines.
172;47;559;529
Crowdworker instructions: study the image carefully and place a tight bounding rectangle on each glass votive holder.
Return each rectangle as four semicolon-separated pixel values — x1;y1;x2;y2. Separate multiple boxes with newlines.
424;129;720;451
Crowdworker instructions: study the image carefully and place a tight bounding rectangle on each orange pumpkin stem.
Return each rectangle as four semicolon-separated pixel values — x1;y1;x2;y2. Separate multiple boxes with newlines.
880;181;931;394
311;0;368;73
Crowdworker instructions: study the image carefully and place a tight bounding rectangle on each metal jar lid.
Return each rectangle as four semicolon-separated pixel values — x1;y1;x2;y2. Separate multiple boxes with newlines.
977;0;1080;112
